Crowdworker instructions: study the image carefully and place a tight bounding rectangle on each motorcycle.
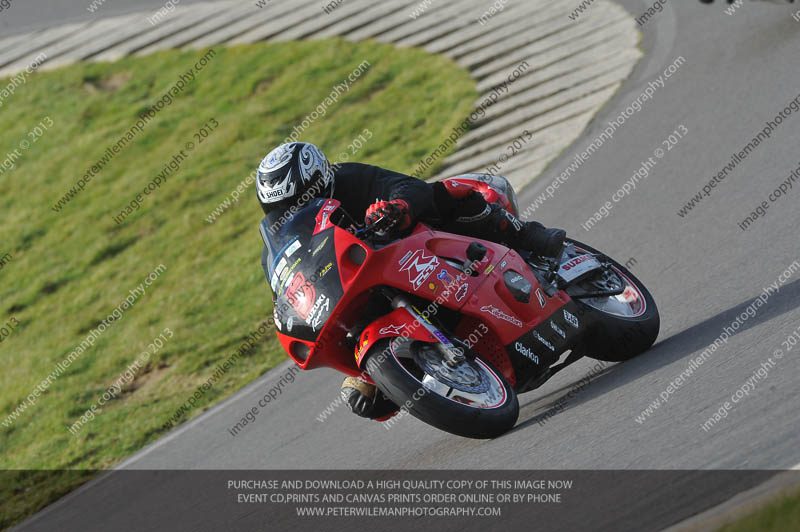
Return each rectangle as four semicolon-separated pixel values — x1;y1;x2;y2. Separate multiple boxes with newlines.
260;174;659;439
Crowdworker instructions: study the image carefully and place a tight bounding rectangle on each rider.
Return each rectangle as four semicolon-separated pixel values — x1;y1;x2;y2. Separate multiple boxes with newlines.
256;142;566;421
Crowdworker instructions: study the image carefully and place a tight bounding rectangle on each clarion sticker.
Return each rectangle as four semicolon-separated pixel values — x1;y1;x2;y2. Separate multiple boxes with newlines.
514;341;540;364
563;309;579;328
399;250;440;290
480;305;523;327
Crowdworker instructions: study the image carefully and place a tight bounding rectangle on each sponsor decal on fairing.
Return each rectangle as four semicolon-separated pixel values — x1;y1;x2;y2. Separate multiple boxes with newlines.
379;324;406;335
437;270;453;284
536;288;546;308
563;309;579;328
317;262;332;280
455;284;468;302
480;304;523;327
311;236;329;256
514;341;540;364
550;321;566;339
532;330;555;351
285;239;301;257
399;250;439;290
306;294;330;332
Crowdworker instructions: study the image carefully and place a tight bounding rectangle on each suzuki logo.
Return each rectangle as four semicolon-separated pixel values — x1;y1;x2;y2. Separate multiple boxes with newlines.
563;255;591;271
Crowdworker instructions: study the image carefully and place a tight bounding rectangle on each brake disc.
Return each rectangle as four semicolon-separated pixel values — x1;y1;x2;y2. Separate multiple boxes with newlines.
412;344;490;394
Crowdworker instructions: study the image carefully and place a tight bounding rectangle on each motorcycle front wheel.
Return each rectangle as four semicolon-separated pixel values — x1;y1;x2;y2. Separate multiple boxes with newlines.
566;239;660;362
364;337;519;439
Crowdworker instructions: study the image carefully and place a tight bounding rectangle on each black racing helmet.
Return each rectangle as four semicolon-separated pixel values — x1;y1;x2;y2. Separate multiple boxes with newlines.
255;142;334;216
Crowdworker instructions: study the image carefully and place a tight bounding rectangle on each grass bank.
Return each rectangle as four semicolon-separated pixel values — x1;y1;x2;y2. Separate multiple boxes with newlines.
0;38;476;528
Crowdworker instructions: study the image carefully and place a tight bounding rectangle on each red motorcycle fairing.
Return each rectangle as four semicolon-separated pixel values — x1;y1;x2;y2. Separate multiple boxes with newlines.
266;196;576;387
354;307;441;367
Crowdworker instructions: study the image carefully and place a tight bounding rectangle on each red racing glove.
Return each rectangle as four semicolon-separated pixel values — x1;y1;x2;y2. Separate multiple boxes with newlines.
364;199;412;232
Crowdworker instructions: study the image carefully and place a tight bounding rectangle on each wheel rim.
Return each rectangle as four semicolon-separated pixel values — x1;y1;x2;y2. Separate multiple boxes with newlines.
573;246;646;318
582;267;646;317
391;340;507;409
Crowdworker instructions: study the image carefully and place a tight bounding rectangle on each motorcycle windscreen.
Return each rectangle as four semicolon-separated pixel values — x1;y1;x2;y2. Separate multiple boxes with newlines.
259;198;344;342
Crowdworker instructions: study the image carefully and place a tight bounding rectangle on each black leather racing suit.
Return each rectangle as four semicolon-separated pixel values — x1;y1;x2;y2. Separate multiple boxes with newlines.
330;162;524;242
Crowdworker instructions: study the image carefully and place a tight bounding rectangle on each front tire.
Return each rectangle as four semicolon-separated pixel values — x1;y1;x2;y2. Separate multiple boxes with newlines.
364;338;519;439
567;239;660;362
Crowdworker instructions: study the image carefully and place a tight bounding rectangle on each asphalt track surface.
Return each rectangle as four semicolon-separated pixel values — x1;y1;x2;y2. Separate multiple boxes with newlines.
0;0;210;37
11;1;800;531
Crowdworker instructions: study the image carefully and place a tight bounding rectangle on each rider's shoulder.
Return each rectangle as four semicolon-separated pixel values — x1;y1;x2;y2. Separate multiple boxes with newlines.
332;161;379;179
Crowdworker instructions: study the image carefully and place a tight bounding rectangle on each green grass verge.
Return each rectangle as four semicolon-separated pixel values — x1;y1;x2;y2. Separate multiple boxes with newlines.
0;38;476;529
716;487;800;532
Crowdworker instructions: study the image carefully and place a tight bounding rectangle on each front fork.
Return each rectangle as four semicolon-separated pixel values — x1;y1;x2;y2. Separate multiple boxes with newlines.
390;295;467;367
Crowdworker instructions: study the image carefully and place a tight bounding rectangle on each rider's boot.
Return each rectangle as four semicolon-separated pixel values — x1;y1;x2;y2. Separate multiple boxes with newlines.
341;377;400;421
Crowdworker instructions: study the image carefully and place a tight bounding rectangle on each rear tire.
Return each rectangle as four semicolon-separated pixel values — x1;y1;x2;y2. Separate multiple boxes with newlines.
364;338;519;439
568;239;660;362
